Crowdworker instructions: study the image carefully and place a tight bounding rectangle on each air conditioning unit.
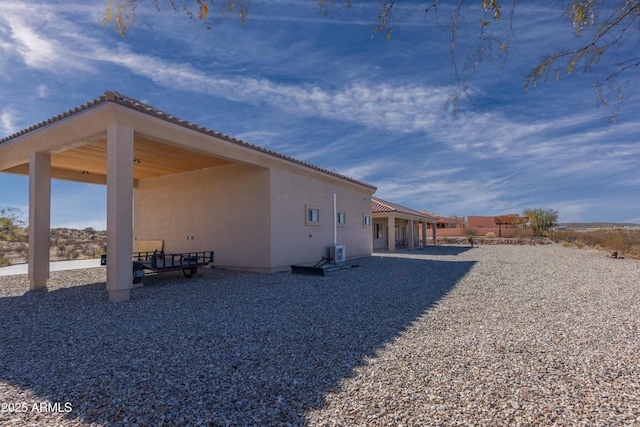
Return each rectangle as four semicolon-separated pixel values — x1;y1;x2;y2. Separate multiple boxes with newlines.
330;245;346;264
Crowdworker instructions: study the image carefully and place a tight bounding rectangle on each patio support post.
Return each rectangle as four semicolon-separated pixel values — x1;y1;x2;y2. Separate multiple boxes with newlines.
28;151;51;290
422;222;427;247
387;215;395;252
106;123;134;302
408;219;414;249
432;223;437;245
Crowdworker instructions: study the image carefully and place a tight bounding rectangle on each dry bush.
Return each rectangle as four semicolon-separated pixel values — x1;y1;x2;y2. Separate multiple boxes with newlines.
552;230;578;243
485;232;496;238
1;227;107;263
554;229;640;259
513;227;534;241
465;227;478;237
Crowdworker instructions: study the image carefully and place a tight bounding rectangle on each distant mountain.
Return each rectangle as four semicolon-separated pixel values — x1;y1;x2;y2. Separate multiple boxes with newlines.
558;222;640;229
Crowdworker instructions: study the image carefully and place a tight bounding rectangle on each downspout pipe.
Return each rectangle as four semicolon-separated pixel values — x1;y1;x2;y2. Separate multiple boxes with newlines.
333;193;337;247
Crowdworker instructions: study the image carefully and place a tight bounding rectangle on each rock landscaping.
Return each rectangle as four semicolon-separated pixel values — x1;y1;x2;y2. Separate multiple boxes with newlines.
1;243;638;426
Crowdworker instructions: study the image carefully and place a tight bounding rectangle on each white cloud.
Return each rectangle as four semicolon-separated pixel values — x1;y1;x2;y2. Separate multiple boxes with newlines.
337;162;388;182
0;1;539;144
0;108;17;135
8;17;59;69
0;2;103;74
83;39;458;135
551;201;595;223
373;173;512;215
36;84;48;98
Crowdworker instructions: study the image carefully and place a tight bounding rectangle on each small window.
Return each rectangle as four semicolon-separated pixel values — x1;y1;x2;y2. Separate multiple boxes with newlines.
337;212;346;225
306;205;320;226
363;214;371;227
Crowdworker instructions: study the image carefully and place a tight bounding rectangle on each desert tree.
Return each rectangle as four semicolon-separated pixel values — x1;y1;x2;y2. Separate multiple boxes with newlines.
0;207;27;242
102;0;250;35
356;0;640;120
523;208;559;237
102;1;640;120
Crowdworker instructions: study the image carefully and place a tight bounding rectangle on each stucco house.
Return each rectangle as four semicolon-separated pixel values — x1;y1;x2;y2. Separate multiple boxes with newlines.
0;91;376;301
371;197;437;251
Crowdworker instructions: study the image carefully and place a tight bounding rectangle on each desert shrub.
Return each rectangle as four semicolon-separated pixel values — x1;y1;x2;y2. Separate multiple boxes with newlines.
513;227;534;241
0;255;10;267
582;232;602;247
554;229;640;259
485;232;496;238
465;227;478;237
599;231;631;253
552;230;577;243
95;245;107;258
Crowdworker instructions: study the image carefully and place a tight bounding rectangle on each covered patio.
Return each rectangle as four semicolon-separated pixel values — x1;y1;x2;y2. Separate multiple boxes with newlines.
0;91;375;301
371;197;437;252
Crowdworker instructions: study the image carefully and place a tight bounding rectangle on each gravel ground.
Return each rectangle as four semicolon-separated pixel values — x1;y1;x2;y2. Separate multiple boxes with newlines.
0;244;638;426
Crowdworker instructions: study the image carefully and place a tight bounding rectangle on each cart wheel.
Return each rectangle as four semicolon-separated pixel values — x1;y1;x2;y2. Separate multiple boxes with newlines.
183;266;197;277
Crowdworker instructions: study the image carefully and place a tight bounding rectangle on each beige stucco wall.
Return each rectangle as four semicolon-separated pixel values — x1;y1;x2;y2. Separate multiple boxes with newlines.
269;168;373;270
133;163;374;273
133;163;272;272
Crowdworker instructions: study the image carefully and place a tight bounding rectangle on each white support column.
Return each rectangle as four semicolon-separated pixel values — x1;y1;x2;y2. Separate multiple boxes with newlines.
28;151;51;290
422;222;427;246
408;219;415;249
106;123;134;302
387;215;395;252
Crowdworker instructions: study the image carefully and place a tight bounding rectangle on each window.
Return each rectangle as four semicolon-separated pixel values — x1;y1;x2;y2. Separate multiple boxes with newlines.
337;212;346;225
363;214;371;227
306;205;320;226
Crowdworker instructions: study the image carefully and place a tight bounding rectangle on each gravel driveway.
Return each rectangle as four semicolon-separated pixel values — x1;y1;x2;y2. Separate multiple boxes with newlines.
1;244;638;426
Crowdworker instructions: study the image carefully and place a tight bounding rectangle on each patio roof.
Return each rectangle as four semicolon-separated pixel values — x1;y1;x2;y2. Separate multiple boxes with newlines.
0;91;376;191
372;197;437;223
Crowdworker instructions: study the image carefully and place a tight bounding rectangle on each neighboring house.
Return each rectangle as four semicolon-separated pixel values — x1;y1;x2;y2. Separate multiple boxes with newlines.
467;214;528;237
467;214;526;229
0;91;376;301
431;213;466;229
371;197;437;251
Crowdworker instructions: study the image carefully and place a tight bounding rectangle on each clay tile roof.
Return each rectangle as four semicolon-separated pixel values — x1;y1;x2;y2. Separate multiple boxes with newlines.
1;91;376;191
372;197;437;221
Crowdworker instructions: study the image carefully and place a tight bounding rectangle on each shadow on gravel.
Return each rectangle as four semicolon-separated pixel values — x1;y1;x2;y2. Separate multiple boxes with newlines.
0;255;474;426
409;245;473;256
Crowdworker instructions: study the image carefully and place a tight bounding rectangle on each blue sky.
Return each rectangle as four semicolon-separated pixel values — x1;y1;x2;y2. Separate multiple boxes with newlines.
1;0;639;229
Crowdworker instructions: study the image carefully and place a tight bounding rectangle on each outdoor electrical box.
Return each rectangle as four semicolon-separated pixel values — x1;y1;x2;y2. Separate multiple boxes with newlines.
330;245;346;264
